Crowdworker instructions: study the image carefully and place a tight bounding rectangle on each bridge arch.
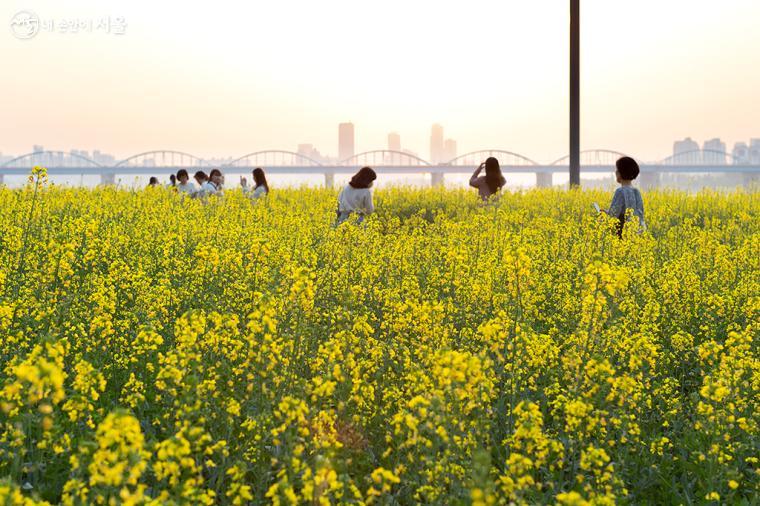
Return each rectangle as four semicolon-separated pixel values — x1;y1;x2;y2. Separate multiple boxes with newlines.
658;149;742;165
115;150;210;168
225;150;324;167
550;149;630;166
340;150;431;166
0;150;102;168
446;150;538;166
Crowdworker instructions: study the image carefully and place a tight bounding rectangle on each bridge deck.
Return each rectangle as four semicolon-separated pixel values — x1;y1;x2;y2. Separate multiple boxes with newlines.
1;165;759;176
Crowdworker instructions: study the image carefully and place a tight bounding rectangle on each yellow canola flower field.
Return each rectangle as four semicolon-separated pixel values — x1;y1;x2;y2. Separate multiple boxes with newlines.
0;172;758;505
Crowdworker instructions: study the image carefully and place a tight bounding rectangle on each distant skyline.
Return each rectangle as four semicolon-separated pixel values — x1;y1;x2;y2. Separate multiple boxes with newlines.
2;0;760;162
7;132;759;166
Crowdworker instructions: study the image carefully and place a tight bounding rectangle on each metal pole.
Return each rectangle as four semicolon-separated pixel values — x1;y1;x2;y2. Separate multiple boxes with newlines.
570;0;581;186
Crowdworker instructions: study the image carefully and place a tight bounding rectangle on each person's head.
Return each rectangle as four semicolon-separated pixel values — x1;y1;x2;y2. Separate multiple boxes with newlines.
169;174;176;186
349;166;377;189
615;157;640;183
194;171;208;185
148;176;159;186
252;167;269;192
484;157;506;194
177;169;189;184
209;169;223;186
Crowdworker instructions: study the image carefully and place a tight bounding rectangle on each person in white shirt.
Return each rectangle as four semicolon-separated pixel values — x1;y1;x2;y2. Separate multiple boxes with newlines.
241;167;270;200
208;169;224;197
206;169;224;196
193;171;209;197
194;169;222;197
336;166;376;225
175;169;197;195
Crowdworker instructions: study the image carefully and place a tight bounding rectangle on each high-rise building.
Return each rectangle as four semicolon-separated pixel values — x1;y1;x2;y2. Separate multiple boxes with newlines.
338;123;355;161
673;137;700;164
76;150;91;160
443;139;457;163
297;143;323;162
93;150;116;166
702;138;726;165
749;139;760;165
387;132;401;152
733;142;749;164
430;124;444;164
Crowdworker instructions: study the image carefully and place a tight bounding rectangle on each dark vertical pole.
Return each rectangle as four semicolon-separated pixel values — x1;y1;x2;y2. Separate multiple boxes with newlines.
570;0;581;186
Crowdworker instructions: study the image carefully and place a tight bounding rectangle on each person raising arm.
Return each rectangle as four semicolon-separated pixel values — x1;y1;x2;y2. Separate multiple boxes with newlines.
469;157;506;201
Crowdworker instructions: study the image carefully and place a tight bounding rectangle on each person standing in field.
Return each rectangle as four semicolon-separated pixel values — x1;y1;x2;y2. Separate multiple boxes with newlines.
168;174;177;188
148;177;160;187
176;169;197;195
241;167;270;199
193;169;221;198
600;156;646;237
469;157;506;200
194;170;208;189
336;166;376;225
206;169;224;196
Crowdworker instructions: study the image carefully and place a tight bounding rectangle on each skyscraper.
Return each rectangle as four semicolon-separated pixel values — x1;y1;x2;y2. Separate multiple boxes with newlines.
443;139;457;163
298;143;314;156
297;143;324;162
732;142;749;164
93;150;116;166
703;138;726;165
430;124;444;164
673;137;700;164
387;132;401;152
749;139;760;165
338;123;355;161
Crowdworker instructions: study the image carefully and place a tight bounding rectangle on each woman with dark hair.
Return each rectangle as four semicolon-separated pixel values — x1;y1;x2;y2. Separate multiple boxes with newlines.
193;171;209;197
469;157;506;200
176;169;197;195
336;166;376;225
148;176;159;187
208;169;224;195
195;169;224;197
241;167;269;199
194;170;208;186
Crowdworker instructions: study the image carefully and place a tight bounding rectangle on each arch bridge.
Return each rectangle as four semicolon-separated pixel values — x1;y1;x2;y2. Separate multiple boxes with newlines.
1;147;758;188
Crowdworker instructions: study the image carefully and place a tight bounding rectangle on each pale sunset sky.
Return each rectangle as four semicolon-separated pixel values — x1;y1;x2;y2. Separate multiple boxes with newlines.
2;0;759;163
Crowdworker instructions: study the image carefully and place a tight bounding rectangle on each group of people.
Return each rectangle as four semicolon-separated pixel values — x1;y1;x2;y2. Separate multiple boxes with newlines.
332;156;645;235
148;155;646;235
150;167;270;199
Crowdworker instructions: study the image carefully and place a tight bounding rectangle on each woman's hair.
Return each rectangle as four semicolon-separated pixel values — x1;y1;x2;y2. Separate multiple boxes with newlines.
177;169;189;180
616;157;640;180
209;169;222;180
349;166;377;189
253;167;269;193
194;170;208;181
484;157;506;194
169;174;176;185
148;176;159;185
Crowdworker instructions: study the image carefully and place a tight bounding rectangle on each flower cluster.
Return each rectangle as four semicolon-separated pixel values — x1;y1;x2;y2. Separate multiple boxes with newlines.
0;179;757;504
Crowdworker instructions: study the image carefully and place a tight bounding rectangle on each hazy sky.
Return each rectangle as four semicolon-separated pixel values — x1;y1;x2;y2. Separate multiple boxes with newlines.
2;0;759;163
